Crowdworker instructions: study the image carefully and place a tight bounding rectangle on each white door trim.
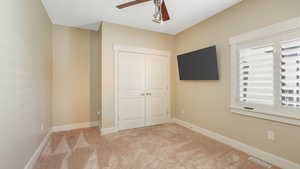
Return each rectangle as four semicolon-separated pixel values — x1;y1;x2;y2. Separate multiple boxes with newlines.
114;44;171;131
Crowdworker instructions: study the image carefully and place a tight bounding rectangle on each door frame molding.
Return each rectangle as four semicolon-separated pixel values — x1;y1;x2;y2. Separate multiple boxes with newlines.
114;44;171;131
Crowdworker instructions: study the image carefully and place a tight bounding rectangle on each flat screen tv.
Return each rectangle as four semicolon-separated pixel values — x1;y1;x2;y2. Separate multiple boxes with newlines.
177;46;219;80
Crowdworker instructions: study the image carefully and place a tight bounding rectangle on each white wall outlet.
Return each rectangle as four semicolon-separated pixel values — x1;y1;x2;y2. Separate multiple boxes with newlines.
41;123;44;131
97;112;101;116
181;109;185;114
267;130;275;141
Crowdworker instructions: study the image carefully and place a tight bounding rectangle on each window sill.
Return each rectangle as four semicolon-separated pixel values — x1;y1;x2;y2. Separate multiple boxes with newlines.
230;106;300;126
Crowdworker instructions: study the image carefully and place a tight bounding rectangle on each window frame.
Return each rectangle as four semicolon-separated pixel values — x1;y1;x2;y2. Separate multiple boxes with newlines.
230;17;300;126
277;31;300;118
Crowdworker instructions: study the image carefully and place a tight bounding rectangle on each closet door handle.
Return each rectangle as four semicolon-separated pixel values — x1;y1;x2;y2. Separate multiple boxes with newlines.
146;92;152;96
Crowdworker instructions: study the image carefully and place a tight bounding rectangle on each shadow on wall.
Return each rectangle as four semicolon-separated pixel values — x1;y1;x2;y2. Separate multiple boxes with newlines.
89;30;101;126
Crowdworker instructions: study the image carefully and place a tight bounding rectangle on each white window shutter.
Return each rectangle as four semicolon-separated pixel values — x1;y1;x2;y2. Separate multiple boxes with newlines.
280;39;300;108
239;44;274;105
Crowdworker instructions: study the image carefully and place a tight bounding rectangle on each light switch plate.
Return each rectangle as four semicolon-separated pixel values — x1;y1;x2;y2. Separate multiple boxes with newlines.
41;123;44;131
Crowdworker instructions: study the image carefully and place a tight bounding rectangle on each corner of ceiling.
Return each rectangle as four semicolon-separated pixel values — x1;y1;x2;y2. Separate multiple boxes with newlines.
41;0;56;25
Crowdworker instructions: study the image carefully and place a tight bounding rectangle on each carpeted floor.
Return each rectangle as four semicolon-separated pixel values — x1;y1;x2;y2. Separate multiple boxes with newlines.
34;123;280;169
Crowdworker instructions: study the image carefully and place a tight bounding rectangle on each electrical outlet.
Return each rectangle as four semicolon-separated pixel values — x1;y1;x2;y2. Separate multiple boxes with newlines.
181;109;185;114
267;130;275;141
41;123;44;131
97;112;101;116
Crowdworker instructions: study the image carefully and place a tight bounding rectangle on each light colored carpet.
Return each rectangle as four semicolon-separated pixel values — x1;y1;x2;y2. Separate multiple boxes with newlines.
34;123;280;169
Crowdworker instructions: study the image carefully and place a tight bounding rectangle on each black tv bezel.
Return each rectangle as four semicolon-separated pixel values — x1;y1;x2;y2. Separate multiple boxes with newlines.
177;46;219;80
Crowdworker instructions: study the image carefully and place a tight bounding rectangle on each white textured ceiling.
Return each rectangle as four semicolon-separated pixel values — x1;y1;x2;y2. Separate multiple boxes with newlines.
42;0;242;35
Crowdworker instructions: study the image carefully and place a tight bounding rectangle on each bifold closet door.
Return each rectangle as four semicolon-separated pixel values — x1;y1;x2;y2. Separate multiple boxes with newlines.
146;55;169;125
117;52;146;130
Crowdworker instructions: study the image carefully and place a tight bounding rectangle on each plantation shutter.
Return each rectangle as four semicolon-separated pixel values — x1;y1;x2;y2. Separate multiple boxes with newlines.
239;44;274;105
280;39;300;108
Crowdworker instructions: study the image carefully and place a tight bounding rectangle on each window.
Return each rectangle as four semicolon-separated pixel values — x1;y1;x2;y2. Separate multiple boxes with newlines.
280;39;300;108
239;44;274;105
230;17;300;126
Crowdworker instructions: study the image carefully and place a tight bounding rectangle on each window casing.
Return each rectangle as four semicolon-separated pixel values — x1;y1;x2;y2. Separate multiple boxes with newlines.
230;24;300;126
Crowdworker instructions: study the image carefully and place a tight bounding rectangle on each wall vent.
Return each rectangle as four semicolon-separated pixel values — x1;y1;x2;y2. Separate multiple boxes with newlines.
248;157;272;168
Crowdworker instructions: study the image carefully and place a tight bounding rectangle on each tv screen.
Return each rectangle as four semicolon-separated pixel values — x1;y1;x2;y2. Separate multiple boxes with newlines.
177;46;219;80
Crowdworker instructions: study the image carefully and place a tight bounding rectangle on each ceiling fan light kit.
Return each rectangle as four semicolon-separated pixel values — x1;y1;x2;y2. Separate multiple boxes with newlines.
152;0;163;24
117;0;170;24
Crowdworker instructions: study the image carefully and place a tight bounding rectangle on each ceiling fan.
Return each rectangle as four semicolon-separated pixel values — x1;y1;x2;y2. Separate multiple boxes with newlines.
117;0;170;24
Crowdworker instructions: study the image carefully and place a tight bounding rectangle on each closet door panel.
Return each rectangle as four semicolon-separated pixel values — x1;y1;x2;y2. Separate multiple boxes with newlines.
117;52;146;130
146;55;169;125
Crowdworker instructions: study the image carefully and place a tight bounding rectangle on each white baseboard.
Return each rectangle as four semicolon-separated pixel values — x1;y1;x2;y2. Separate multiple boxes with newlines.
101;127;118;135
24;130;52;169
52;121;99;132
172;118;300;169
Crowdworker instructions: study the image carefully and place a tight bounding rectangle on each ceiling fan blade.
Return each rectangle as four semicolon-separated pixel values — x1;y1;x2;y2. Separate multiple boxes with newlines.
161;0;170;21
117;0;152;9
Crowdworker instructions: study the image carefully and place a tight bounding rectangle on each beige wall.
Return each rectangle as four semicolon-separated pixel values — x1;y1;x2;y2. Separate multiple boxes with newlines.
52;25;99;126
90;30;100;123
174;0;300;164
0;0;52;168
101;22;175;128
98;24;103;127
